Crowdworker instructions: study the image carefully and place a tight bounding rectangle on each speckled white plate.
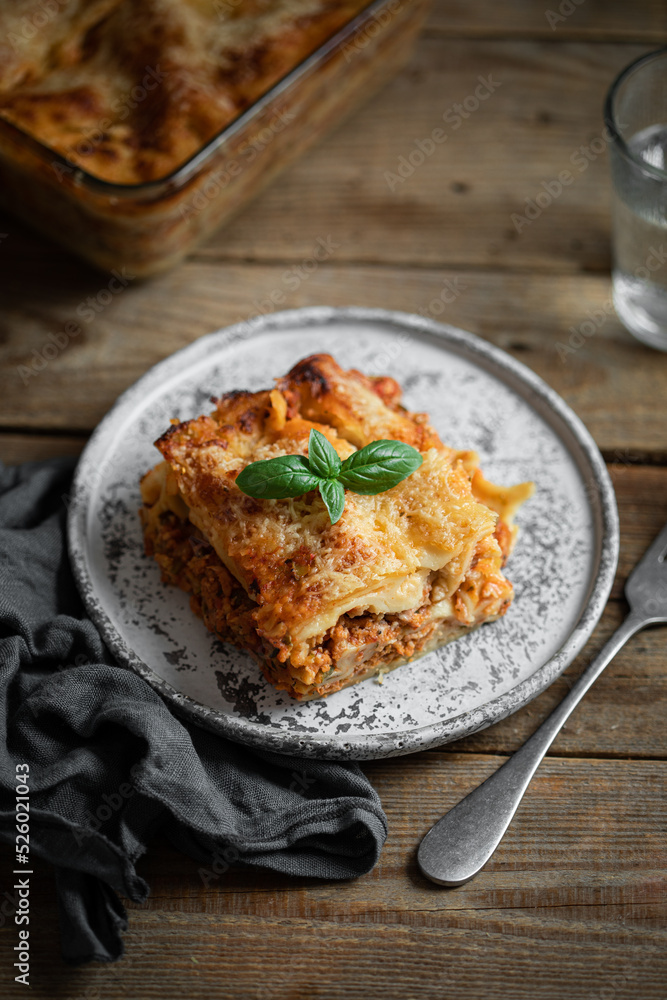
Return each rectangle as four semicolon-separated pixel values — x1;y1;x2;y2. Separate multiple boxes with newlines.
68;307;619;759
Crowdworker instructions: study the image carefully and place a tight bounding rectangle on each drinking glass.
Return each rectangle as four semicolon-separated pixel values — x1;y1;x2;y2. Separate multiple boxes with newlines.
605;47;667;350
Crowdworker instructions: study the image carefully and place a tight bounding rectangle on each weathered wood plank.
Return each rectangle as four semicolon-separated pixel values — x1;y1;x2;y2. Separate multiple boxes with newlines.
187;39;646;272
427;0;667;42
609;465;667;588
0;909;665;1000
1;754;665;997
0;40;649;276
1;906;665;1000
127;755;667;915
3;756;665;916
0;434;85;465
2;262;667;454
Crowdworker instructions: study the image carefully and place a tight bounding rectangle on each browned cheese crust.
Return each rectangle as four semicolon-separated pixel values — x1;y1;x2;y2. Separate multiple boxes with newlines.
0;0;371;184
140;354;534;699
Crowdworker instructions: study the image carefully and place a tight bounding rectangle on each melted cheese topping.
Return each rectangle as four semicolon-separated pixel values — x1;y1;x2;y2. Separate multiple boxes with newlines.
142;354;533;668
0;0;370;184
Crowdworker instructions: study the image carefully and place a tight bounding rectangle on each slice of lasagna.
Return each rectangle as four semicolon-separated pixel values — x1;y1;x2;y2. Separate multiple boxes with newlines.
139;354;534;700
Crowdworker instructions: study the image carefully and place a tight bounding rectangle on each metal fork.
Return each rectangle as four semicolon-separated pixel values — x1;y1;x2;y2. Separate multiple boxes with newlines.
418;521;667;887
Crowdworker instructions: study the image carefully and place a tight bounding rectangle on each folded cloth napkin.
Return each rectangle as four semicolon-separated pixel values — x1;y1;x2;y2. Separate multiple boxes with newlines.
0;458;387;964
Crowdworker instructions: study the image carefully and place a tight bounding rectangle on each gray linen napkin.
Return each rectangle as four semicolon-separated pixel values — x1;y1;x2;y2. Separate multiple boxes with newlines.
0;458;387;964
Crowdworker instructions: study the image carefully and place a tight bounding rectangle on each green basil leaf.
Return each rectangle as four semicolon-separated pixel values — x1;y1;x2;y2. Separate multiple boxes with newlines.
318;478;345;524
338;439;423;495
308;428;342;480
235;454;322;499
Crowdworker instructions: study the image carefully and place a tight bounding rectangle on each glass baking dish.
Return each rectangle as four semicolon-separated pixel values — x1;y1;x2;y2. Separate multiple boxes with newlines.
0;0;430;276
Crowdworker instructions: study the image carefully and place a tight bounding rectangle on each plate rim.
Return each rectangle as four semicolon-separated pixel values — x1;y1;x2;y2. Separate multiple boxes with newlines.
67;306;620;759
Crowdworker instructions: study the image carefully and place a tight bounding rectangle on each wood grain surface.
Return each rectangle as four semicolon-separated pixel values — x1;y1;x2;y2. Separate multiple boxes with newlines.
426;0;667;41
0;1;666;997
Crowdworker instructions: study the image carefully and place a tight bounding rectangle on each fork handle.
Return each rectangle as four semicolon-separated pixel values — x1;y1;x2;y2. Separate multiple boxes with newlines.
417;611;646;886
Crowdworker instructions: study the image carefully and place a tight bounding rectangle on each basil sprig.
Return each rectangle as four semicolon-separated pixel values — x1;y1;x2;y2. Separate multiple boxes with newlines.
235;429;423;524
233;454;320;499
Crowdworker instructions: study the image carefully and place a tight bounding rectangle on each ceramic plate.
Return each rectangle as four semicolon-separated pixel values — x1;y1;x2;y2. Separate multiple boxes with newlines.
68;307;619;759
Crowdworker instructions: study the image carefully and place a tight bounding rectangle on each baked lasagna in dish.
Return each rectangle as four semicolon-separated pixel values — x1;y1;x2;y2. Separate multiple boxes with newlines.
140;354;534;700
0;0;373;184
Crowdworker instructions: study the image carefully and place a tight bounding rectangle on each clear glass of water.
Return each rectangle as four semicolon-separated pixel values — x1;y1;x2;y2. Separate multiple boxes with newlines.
606;48;667;350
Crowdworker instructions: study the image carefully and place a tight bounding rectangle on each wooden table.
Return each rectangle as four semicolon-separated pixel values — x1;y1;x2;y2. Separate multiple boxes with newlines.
1;2;667;997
